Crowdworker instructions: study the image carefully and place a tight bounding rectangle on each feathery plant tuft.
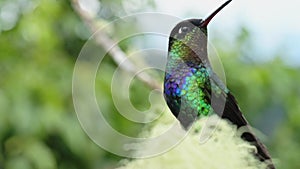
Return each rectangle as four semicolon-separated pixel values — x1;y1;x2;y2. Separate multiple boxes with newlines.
117;114;270;169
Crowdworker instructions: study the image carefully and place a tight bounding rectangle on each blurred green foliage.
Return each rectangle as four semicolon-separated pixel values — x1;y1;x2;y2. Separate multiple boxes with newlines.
0;0;299;169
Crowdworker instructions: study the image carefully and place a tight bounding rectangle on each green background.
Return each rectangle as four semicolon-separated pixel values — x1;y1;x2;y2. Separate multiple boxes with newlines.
0;0;299;168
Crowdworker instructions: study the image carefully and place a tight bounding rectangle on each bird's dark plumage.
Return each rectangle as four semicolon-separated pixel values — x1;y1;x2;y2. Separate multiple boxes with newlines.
163;0;274;168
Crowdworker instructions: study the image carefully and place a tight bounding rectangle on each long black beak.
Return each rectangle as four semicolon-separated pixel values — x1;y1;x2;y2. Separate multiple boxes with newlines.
200;0;232;27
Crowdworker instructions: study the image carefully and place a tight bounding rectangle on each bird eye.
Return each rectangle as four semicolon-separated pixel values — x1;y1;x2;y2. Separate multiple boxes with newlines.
178;26;190;34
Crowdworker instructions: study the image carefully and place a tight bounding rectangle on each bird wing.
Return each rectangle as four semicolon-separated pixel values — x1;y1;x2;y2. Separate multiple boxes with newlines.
202;71;248;127
203;73;274;166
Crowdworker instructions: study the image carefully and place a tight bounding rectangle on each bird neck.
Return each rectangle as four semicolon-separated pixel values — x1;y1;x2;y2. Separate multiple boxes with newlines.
167;38;209;70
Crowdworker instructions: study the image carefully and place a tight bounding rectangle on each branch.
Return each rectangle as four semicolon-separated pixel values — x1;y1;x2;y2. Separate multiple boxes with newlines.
71;0;162;90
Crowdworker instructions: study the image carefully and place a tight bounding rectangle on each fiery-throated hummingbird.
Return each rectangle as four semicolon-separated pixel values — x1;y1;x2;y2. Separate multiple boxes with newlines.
163;0;274;168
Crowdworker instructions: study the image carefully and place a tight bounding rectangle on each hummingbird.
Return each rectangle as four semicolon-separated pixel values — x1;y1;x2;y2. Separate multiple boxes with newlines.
163;0;274;168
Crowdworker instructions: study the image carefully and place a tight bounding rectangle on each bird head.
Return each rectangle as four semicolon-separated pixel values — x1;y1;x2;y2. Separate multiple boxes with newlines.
168;0;232;58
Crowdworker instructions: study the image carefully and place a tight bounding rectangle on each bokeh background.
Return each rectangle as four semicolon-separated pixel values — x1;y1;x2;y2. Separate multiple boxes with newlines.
1;0;300;168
